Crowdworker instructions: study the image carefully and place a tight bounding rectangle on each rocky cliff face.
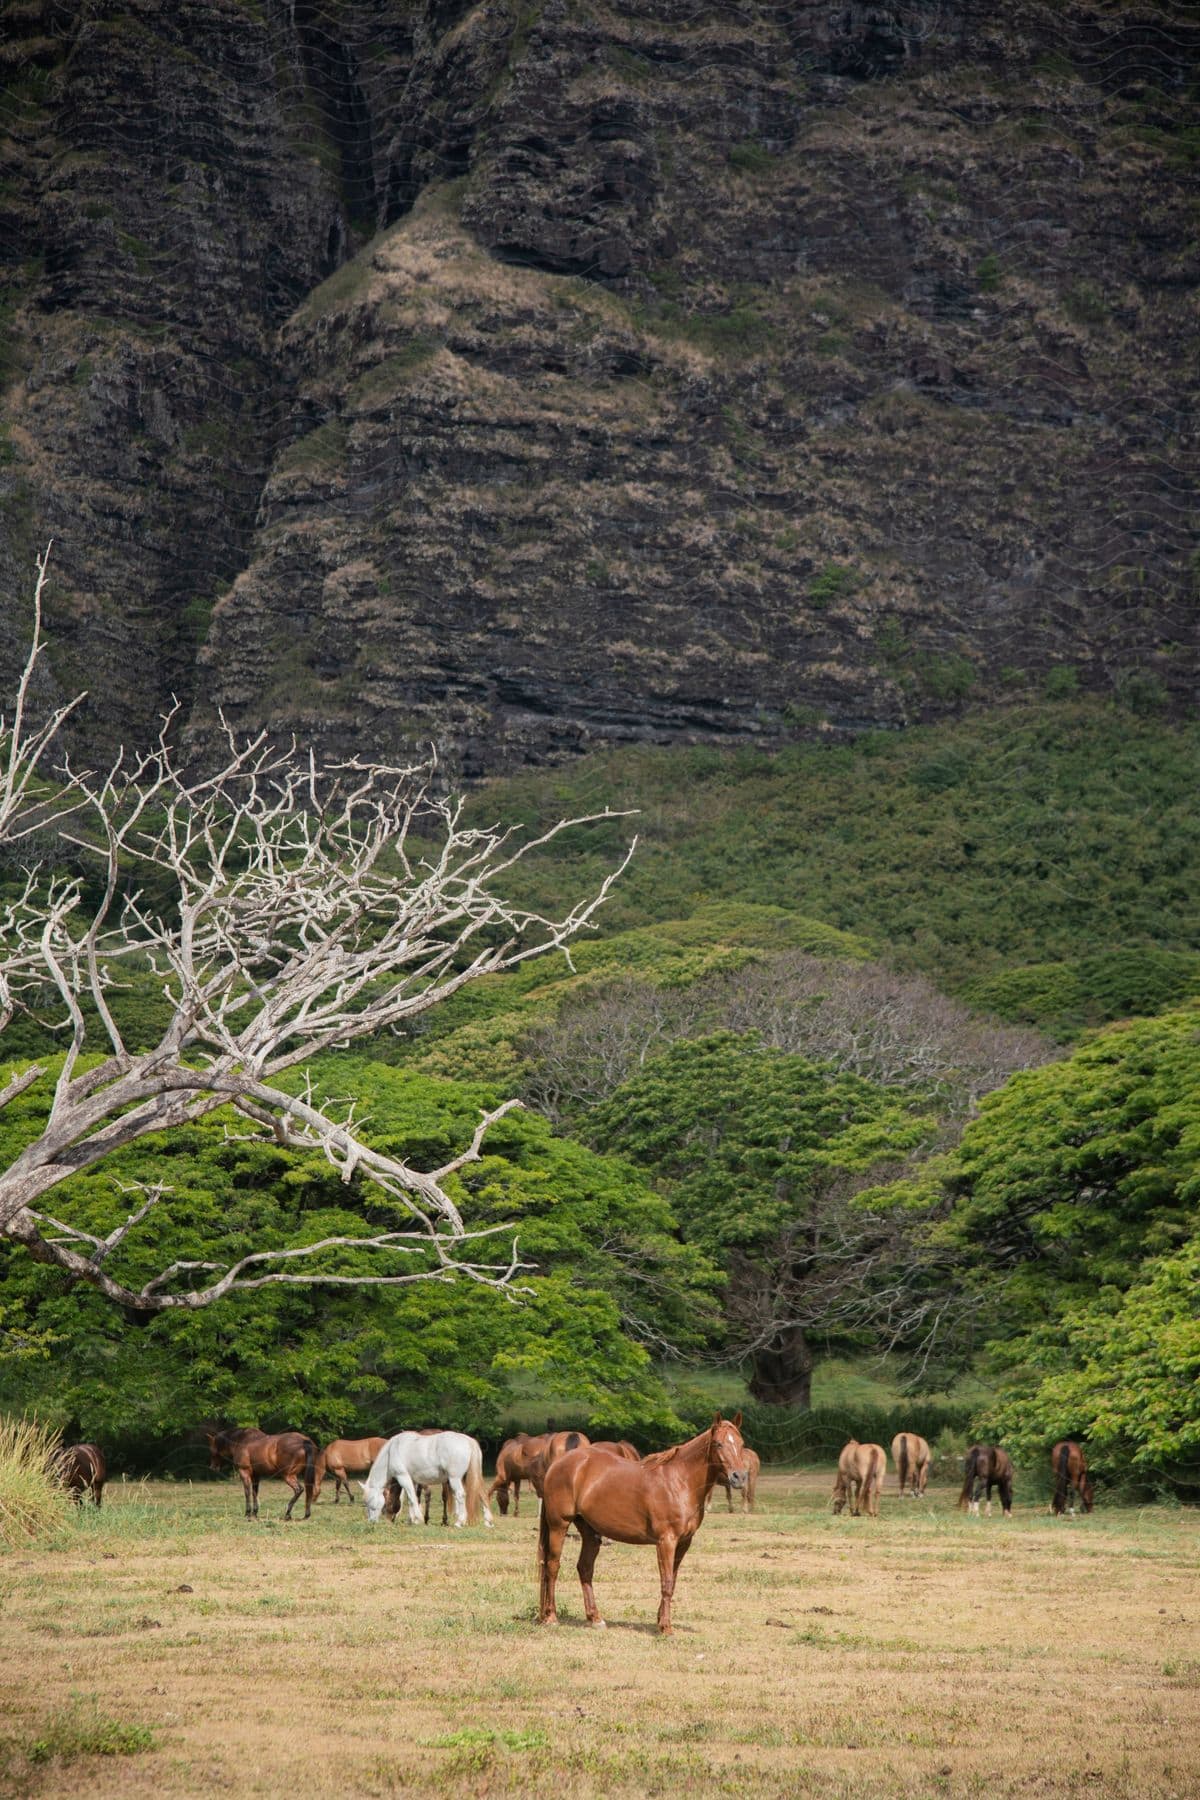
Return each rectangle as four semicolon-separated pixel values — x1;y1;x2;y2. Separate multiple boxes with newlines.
1;0;1197;773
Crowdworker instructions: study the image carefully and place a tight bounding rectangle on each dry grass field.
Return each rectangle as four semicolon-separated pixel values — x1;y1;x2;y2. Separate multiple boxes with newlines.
1;1469;1197;1799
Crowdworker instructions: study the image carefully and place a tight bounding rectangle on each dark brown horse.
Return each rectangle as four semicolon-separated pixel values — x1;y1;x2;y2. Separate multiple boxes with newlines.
538;1413;748;1635
51;1442;106;1507
207;1427;316;1520
488;1433;551;1516
1051;1440;1094;1515
959;1444;1014;1517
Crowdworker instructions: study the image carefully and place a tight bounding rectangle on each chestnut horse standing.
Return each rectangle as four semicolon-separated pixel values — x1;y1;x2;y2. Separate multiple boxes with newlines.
314;1437;389;1504
892;1431;931;1498
1051;1440;1094;1515
538;1413;749;1634
489;1433;551;1516
709;1444;760;1512
831;1441;887;1517
959;1444;1014;1517
207;1427;316;1520
51;1442;106;1507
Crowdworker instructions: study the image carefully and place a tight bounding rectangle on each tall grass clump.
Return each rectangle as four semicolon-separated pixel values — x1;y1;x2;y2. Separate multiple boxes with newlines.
0;1414;70;1546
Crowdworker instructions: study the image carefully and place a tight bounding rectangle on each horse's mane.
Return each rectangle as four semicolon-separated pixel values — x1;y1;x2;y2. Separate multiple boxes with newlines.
641;1445;680;1467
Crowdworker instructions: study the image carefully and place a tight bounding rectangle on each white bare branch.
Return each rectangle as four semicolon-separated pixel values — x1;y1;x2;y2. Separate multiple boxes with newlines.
0;545;88;845
0;551;635;1307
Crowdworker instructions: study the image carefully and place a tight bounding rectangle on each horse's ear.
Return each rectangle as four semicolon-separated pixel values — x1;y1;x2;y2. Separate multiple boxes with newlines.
711;1411;723;1427
357;1480;369;1493
732;1410;743;1429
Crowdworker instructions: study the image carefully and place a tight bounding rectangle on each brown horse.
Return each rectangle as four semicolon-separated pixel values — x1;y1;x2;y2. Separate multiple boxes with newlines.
51;1442;106;1507
831;1440;887;1517
531;1429;590;1496
314;1437;389;1504
1051;1440;1094;1516
892;1431;931;1498
207;1427;317;1520
959;1444;1014;1517
538;1413;748;1635
489;1433;551;1516
709;1444;760;1512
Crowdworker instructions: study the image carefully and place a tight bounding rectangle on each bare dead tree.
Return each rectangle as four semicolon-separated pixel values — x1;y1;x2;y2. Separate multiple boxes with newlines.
0;556;635;1310
0;544;88;847
522;952;1053;1124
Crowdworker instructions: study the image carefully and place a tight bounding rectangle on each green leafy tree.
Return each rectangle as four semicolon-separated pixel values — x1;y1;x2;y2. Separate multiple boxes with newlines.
983;1237;1200;1490
0;1060;717;1462
588;1033;933;1406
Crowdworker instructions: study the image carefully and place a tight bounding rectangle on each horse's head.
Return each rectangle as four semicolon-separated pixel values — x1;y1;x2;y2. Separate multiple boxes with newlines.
708;1412;749;1490
495;1481;511;1516
359;1477;387;1524
1080;1470;1095;1513
206;1432;223;1472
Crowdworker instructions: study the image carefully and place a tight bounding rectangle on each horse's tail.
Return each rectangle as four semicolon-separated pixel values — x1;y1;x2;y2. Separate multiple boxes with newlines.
304;1438;316;1507
465;1439;485;1526
959;1446;979;1511
898;1435;910;1494
1053;1441;1071;1515
312;1448;326;1498
565;1432;582;1452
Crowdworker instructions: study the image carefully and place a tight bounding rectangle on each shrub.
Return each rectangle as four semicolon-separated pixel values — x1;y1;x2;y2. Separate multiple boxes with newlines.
728;141;773;174
976;253;1001;292
0;1414;70;1546
1042;664;1078;699
807;563;857;608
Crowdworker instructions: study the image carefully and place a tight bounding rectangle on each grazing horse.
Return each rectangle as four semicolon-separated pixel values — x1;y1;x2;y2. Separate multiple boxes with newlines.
531;1429;591;1496
488;1433;551;1516
207;1427;317;1521
361;1431;492;1528
538;1412;749;1635
831;1440;887;1517
959;1444;1014;1517
892;1431;931;1498
709;1444;760;1512
51;1442;106;1507
1051;1441;1093;1516
314;1437;389;1504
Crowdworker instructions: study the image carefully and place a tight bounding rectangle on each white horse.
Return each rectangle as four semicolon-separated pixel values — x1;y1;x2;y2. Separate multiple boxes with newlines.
360;1430;493;1528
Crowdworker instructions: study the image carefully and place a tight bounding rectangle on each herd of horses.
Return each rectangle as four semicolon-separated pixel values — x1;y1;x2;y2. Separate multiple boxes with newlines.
48;1423;1094;1634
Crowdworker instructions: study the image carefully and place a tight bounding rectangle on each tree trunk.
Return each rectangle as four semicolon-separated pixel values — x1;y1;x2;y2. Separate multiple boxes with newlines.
748;1328;814;1407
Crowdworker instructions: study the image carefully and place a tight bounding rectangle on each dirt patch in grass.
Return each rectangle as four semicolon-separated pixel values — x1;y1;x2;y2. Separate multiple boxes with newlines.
0;1472;1196;1796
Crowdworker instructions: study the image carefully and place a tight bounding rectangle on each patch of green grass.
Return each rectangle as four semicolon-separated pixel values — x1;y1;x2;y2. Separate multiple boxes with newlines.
26;1694;155;1763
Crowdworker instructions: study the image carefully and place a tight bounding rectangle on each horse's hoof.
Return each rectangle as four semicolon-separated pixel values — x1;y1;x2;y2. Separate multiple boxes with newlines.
539;1615;559;1628
589;1618;607;1630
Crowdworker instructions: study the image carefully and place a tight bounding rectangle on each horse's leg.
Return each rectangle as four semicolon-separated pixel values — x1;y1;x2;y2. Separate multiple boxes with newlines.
1000;1476;1013;1518
398;1474;421;1523
655;1532;682;1635
283;1472;303;1521
441;1481;450;1527
725;1476;734;1514
239;1466;255;1518
538;1520;568;1624
513;1477;521;1518
447;1475;467;1528
576;1523;605;1627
